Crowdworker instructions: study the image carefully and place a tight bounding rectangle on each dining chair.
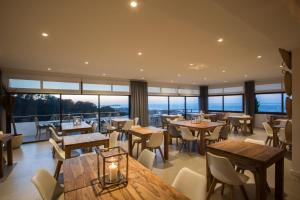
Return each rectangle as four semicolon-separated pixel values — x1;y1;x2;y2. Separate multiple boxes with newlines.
219;124;230;140
109;131;119;148
230;118;241;133
206;152;249;200
262;122;273;146
91;122;98;132
50;124;62;136
134;117;139;126
49;127;63;158
104;121;117;135
146;132;165;161
172;167;206;200
137;149;156;170
205;125;223;144
35;116;48;139
121;120;134;140
239;117;253;133
244;138;265;145
179;127;198;153
279;120;292;150
131;126;143;157
31;169;64;200
167;124;182;146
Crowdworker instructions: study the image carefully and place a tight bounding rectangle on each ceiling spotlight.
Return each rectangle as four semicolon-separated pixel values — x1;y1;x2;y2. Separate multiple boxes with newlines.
84;61;89;65
224;80;228;83
279;65;283;68
257;55;262;59
217;38;224;43
189;63;194;66
141;77;145;80
203;77;207;80
130;1;138;8
140;68;144;72
222;70;226;73
170;80;174;83
244;74;248;78
102;73;106;76
41;32;49;37
47;67;52;71
137;51;143;56
177;73;181;77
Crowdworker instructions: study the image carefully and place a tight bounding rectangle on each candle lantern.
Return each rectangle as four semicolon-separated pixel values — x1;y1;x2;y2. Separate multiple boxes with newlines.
73;116;82;126
95;146;128;189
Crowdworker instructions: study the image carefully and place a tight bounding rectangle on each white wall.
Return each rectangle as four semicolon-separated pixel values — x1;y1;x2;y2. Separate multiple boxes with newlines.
291;48;300;177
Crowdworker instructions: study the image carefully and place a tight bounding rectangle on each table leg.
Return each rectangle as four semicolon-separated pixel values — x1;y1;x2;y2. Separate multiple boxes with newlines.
104;140;109;148
65;147;71;159
243;119;247;134
163;131;169;160
273;128;279;147
128;132;133;156
141;137;147;152
199;130;205;155
7;140;13;165
275;158;284;200
255;167;267;200
0;141;3;178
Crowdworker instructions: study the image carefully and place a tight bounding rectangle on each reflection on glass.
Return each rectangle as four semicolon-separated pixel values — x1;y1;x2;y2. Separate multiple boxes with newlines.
208;96;223;111
256;93;282;113
169;97;185;115
224;95;243;112
148;96;168;126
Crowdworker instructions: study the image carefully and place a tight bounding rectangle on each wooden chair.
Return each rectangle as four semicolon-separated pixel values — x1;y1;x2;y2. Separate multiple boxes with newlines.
167;124;182;146
34;117;48;139
205;126;223;144
137;149;156;170
219;124;230;140
262;122;273;146
229;118;242;134
279;120;292;150
179;127;198;153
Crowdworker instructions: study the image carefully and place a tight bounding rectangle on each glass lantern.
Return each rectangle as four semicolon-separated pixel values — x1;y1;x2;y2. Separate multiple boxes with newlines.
95;146;128;189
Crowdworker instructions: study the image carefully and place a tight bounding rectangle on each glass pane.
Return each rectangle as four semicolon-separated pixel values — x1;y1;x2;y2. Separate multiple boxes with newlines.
61;95;99;130
186;97;199;113
256;93;282;113
208;96;223;111
161;88;177;94
148;96;168;127
12;94;60;142
283;93;287;113
9;79;40;89
223;86;244;94
169;97;185;115
178;89;199;95
148;87;161;93
255;83;282;92
224;95;243;112
83;83;111;91
208;88;223;95
112;85;129;92
43;81;79;90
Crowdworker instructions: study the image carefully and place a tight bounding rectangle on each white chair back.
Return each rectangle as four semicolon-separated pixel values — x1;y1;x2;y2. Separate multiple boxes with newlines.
49;127;62;142
49;139;65;160
285;120;292;144
172;167;206;200
91;122;98;132
134;117;139;126
210;126;223;138
137;149;155;170
179;127;194;140
122;120;134;131
244;138;265;145
109;131;119;147
31;169;58;200
207;152;243;186
262;122;273;136
147;132;164;148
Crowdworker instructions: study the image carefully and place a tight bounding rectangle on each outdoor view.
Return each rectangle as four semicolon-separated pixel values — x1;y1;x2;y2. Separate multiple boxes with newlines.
148;96;168;127
256;93;283;113
208;95;243;112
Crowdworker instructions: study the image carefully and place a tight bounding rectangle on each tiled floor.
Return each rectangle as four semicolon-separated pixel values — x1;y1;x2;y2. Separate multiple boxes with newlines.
0;128;299;200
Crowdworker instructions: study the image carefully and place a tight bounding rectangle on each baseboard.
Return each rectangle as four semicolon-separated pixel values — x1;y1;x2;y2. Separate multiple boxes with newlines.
290;168;300;179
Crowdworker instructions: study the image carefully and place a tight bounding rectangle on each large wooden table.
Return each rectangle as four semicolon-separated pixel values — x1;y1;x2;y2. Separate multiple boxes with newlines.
161;114;182;128
61;122;92;135
207;139;284;200
63;154;189;200
0;134;13;178
63;133;109;159
228;115;253;134
171;120;225;155
128;126;168;160
111;118;131;129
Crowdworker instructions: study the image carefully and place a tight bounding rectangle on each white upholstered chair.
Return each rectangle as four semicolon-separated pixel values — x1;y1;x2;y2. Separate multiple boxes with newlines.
31;169;64;200
262;122;273;145
172;167;207;200
109;131;119;148
137;149;156;170
205;125;223;144
179;127;198;152
244;138;265;145
121;120;134;139
146;132;164;161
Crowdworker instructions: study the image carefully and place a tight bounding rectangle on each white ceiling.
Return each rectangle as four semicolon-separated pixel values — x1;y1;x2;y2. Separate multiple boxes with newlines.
1;0;300;85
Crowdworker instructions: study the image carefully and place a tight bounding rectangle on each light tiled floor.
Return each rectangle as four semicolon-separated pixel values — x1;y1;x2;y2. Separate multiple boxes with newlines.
0;128;299;200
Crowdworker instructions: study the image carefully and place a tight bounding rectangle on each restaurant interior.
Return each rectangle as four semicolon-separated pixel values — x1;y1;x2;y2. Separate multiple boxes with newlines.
0;0;300;200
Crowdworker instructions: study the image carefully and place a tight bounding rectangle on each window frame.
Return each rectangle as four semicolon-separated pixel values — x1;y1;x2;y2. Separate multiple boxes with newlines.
208;94;244;113
255;92;286;115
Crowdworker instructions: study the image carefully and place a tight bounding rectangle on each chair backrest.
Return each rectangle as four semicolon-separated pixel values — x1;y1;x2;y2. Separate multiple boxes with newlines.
49;127;62;142
109;131;119;147
262;122;273;135
137;149;156;170
122;120;134;131
180;127;194;140
244;138;265;145
147;132;164;148
92;122;98;132
31;169;57;200
206;152;242;186
134;117;139;126
167;124;181;137
210;125;223;138
285;120;292;144
49;138;65;160
172;167;206;200
219;124;230;140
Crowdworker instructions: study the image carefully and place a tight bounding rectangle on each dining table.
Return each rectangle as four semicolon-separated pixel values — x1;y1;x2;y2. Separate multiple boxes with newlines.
111;118;131;130
228;115;253;134
207;139;284;200
170;120;225;155
161;114;183;128
63;133;109;159
61;122;92;135
63;153;189;200
128;126;168;160
0;133;13;178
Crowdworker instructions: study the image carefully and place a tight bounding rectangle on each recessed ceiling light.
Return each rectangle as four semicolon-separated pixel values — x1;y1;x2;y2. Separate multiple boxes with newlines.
224;80;228;83
102;73;106;76
47;67;52;71
130;1;138;8
177;73;181;77
203;77;207;80
84;61;89;65
140;68;144;72
257;55;262;59
41;32;49;37
170;80;174;83
222;70;226;73
192;82;196;85
137;52;143;56
217;38;224;43
141;77;145;80
244;74;248;78
279;65;283;68
189;63;194;66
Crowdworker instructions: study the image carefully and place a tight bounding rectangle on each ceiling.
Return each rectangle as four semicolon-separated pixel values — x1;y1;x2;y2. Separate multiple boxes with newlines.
1;0;300;85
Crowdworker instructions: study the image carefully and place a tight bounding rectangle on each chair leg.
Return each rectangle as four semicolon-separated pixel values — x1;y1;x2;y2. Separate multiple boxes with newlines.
206;177;217;200
221;183;225;195
158;147;165;162
136;143;139;157
240;185;249;200
54;160;63;180
265;137;269;145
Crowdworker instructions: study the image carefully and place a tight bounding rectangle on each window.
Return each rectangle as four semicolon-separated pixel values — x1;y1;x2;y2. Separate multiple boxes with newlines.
224;95;243;112
255;83;282;92
208;96;223;111
283;93;288;113
208;88;223;95
43;81;79;90
186;97;200;113
255;93;282;113
112;85;129;92
223;86;244;94
178;89;199;95
148;96;168;126
148;87;161;93
9;79;40;89
83;83;111;91
169;97;185;115
161;88;177;94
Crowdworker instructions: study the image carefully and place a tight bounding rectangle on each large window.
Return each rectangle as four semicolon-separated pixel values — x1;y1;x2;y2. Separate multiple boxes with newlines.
224;95;243;112
43;81;79;90
255;93;285;113
148;96;168;127
9;79;41;89
208;96;223;111
169;97;185;115
186;97;200;113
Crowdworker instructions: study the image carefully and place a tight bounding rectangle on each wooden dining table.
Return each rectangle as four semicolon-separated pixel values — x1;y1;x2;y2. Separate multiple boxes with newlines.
63;133;109;159
0;133;13;178
128;126;168;160
63;154;189;200
111;118;131;129
61;122;92;135
228;115;253;134
207;139;284;200
171;120;225;155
